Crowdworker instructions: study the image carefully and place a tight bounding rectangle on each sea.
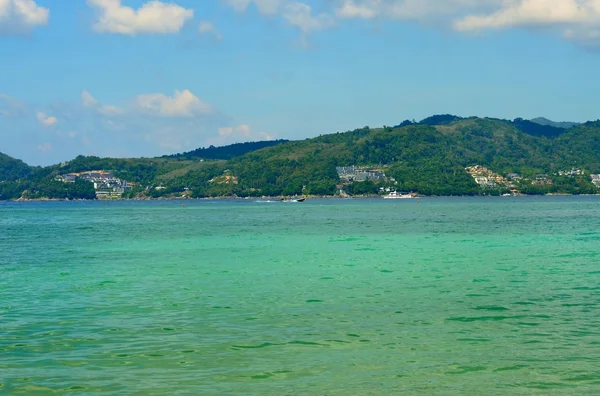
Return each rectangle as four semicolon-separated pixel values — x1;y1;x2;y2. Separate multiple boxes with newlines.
2;196;600;395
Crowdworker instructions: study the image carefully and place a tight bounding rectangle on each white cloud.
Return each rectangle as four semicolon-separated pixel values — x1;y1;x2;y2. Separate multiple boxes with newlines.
336;1;379;19
454;0;594;31
453;0;600;46
81;89;213;118
88;0;194;35
334;0;499;21
135;89;213;117
332;0;600;47
1;90;229;163
37;112;57;127
282;2;334;33
199;21;222;40
221;0;600;48
0;0;49;34
224;0;334;34
81;90;124;116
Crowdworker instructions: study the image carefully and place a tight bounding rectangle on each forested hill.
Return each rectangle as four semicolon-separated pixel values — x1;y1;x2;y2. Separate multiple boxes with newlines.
166;139;289;160
3;115;600;200
219;117;600;197
396;115;572;139
0;152;31;181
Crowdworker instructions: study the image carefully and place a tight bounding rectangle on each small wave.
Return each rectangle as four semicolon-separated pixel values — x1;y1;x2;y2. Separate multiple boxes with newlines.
472;305;510;311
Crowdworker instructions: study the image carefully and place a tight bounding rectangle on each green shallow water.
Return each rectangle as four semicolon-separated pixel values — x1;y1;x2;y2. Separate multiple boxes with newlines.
2;197;600;395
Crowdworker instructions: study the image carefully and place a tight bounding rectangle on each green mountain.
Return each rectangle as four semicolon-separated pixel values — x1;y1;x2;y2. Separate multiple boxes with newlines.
2;115;600;200
0;152;31;181
142;116;600;197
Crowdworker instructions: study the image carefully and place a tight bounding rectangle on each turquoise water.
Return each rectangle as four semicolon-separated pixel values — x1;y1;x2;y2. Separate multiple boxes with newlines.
2;197;600;395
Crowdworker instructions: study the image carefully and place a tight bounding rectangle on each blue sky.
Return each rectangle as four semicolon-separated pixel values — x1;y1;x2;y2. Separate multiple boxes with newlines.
1;0;600;165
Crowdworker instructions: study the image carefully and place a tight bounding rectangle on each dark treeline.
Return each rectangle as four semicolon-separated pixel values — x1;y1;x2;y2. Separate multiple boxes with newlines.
0;178;96;200
165;140;289;160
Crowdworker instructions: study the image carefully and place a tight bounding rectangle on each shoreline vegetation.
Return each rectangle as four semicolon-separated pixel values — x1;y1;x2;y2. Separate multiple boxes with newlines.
3;114;600;201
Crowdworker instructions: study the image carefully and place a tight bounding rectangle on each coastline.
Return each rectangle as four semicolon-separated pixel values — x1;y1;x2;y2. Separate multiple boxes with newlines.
6;193;600;202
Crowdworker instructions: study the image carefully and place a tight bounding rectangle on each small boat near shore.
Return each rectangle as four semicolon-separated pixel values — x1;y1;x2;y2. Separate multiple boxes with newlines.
281;196;306;202
383;191;415;199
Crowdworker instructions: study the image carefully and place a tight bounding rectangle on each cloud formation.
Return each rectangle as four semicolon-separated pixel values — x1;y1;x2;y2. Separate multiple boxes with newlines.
36;112;57;126
454;0;600;46
222;0;600;48
81;89;214;118
1;90;236;164
88;0;194;34
333;0;600;47
134;89;213;117
198;21;222;39
223;0;334;34
336;1;378;19
0;0;49;35
81;90;124;116
282;2;334;33
334;0;498;21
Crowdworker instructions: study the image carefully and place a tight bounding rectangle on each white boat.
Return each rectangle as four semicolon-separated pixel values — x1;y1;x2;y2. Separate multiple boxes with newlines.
383;191;414;199
281;196;306;203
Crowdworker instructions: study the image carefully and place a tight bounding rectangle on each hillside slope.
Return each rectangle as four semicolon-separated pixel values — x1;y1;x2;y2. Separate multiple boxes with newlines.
0;152;31;181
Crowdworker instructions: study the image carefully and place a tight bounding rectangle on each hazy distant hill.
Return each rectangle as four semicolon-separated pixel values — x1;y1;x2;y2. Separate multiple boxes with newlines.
394;114;569;139
0;152;31;181
530;117;580;129
511;117;567;138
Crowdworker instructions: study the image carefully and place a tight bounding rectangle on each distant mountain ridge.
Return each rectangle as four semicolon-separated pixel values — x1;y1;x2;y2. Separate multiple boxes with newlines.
166;139;289;160
392;114;573;139
530;117;580;129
